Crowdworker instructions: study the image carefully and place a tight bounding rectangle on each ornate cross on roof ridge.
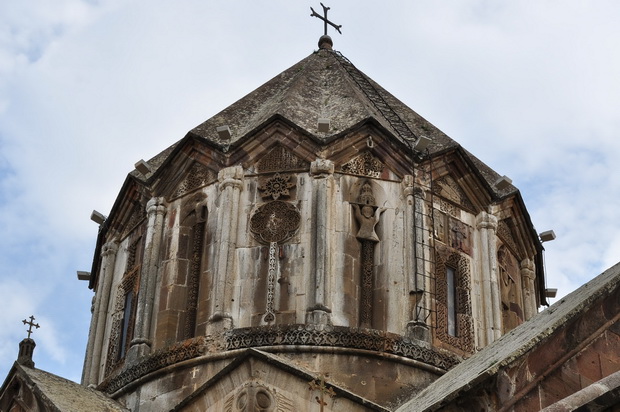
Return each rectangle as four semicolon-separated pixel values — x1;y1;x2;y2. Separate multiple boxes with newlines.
22;315;40;339
310;3;342;35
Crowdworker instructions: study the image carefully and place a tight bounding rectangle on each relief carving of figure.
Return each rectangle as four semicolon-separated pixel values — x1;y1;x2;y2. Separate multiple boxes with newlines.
352;181;385;242
353;204;385;242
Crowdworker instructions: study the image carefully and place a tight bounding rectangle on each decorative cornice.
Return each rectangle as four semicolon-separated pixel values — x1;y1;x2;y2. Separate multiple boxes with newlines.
98;325;461;395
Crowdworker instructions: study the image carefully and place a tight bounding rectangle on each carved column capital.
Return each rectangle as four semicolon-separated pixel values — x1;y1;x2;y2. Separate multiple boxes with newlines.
476;211;498;231
101;241;119;257
310;158;334;176
218;165;244;190
146;197;167;216
402;175;415;196
520;258;536;279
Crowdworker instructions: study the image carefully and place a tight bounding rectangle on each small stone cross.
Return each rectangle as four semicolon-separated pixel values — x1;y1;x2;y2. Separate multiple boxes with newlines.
22;315;40;339
309;374;336;411
310;3;342;35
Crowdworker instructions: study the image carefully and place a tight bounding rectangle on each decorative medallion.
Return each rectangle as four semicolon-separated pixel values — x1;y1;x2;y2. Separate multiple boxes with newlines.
250;201;301;322
258;173;295;200
249;201;301;244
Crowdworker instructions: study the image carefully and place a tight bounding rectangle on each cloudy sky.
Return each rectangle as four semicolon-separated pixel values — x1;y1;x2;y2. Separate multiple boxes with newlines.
1;1;619;383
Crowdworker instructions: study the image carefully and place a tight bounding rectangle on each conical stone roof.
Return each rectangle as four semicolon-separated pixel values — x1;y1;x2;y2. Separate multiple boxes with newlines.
187;47;456;152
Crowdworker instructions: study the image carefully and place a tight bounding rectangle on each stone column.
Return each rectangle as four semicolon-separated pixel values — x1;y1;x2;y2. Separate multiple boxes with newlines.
208;166;243;333
84;241;118;385
129;197;167;359
402;175;416;293
476;211;501;345
403;175;429;341
520;258;537;320
306;159;334;325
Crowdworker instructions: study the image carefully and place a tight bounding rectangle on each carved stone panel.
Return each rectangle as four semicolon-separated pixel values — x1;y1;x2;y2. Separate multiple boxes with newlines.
449;218;472;256
497;218;521;260
498;245;524;332
341;151;385;178
256;145;308;174
172;162;217;199
224;381;293;412
433;175;475;212
249;201;301;244
258;173;295;200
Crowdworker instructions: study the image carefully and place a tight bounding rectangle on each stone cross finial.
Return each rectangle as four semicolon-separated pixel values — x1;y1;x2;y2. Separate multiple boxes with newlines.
22;315;40;339
310;3;342;35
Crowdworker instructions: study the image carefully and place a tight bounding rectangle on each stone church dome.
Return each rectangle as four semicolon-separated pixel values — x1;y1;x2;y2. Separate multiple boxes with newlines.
80;38;547;410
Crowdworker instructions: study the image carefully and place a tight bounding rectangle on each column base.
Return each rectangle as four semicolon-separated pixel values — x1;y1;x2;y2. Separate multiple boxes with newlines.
406;321;431;343
306;306;332;327
207;312;233;334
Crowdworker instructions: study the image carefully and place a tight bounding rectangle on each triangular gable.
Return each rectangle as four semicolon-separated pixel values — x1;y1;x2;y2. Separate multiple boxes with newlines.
171;349;389;412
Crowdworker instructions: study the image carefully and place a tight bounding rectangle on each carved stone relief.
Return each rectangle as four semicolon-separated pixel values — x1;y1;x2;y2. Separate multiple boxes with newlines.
341;151;385;178
249;201;301;245
250;201;301;322
172;161;217;199
224;381;293;412
449;219;472;256
497;219;521;259
352;182;385;328
256;145;308;174
433;175;475;212
258;173;295;200
433;212;473;257
498;245;523;332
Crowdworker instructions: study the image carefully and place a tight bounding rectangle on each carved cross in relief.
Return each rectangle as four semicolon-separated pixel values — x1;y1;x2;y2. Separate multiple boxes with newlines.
22;315;40;338
309;374;336;411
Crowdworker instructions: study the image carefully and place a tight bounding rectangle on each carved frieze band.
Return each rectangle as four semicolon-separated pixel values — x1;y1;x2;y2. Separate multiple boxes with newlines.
98;326;460;394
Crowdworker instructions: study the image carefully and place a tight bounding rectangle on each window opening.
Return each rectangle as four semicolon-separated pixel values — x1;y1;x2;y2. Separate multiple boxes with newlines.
446;266;457;336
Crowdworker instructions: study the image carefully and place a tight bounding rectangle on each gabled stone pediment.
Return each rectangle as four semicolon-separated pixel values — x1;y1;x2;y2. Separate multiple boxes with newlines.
171;349;388;412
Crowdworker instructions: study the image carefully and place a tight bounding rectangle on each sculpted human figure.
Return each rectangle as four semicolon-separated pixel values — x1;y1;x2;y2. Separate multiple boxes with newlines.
353;204;385;242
